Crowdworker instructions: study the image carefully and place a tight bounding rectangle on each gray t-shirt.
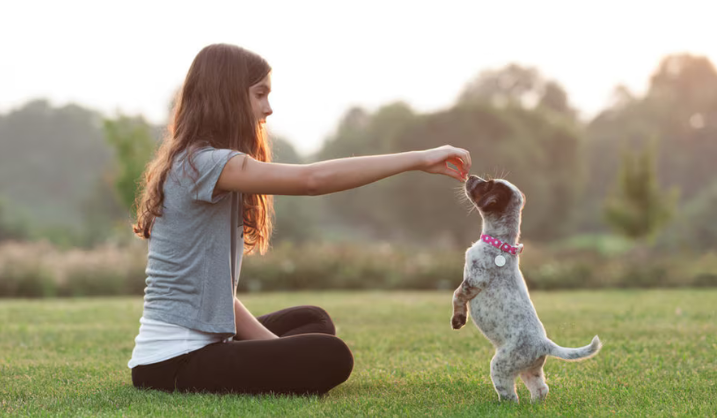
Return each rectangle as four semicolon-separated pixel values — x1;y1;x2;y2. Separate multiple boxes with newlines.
142;146;244;339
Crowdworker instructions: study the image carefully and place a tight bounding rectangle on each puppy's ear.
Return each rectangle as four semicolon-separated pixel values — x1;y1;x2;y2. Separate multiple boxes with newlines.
477;193;499;210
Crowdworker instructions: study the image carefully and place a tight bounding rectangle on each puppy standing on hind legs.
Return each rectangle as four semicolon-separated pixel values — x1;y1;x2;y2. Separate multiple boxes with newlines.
451;175;602;403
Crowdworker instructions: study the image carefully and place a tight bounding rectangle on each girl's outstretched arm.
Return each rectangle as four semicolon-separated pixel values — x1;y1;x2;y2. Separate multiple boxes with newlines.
216;145;471;196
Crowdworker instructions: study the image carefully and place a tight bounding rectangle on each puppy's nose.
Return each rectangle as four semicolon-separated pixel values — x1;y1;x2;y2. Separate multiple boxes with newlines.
465;175;485;191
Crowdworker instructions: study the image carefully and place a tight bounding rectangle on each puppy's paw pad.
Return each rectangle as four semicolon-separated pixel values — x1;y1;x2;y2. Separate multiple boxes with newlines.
451;314;467;329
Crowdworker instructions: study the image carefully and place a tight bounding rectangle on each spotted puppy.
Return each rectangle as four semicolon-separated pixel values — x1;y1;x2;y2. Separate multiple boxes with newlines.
451;176;602;403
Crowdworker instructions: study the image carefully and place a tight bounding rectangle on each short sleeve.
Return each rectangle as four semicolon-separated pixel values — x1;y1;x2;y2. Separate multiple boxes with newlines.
188;147;243;203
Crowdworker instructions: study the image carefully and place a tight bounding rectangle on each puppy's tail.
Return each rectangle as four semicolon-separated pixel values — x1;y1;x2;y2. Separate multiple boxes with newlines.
546;335;602;361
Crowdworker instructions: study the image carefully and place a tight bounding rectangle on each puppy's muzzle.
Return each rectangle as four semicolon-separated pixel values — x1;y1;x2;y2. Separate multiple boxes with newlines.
465;175;491;201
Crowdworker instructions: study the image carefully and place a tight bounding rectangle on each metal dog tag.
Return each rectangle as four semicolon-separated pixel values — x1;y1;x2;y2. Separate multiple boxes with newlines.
494;255;506;267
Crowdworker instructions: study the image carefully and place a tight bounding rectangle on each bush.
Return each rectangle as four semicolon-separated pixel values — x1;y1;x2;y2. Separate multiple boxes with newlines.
0;239;147;298
240;241;463;292
0;239;715;298
0;258;55;297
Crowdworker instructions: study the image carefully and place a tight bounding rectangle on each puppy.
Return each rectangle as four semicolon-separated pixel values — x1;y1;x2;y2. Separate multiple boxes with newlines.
451;176;602;403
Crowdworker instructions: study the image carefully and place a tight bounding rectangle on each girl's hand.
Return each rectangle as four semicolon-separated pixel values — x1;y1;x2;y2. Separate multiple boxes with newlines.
419;145;471;181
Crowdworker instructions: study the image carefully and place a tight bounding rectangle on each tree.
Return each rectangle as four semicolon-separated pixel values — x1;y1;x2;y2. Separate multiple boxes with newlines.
270;136;320;244
457;64;575;119
647;54;717;113
388;104;583;243
0;197;30;242
103;115;158;215
78;171;127;247
583;54;717;234
317;103;417;240
659;179;717;251
312;98;583;246
603;144;676;242
0;100;112;239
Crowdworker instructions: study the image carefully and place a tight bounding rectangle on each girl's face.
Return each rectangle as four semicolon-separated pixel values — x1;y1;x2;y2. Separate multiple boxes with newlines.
249;73;273;124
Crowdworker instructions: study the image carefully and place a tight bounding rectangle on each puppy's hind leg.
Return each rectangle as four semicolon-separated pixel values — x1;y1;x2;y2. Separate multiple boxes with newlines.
451;280;480;329
490;351;520;403
520;356;549;403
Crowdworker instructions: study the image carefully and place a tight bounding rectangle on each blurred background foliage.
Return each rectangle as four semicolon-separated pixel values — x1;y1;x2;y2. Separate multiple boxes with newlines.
1;53;716;296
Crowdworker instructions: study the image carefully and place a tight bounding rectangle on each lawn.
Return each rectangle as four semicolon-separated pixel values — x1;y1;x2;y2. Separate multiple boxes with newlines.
1;290;716;417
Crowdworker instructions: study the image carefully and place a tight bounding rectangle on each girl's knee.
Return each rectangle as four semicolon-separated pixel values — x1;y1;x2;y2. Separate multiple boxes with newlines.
317;335;354;385
304;305;336;335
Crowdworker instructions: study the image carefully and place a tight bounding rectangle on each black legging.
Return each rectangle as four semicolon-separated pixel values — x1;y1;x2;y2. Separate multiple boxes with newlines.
131;305;354;395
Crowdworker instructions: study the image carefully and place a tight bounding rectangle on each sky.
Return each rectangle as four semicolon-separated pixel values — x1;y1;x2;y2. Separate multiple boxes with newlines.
2;0;716;155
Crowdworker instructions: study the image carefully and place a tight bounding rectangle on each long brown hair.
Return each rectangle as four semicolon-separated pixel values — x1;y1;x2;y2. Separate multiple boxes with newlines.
133;43;273;254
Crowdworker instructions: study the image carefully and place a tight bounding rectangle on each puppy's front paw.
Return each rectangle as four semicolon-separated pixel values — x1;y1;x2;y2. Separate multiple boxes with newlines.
451;314;467;330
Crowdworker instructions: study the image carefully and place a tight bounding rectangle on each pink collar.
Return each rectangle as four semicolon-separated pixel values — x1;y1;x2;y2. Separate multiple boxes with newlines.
480;234;524;255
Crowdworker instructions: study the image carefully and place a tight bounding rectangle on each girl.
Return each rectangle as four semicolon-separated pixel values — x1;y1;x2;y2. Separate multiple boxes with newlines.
128;43;471;396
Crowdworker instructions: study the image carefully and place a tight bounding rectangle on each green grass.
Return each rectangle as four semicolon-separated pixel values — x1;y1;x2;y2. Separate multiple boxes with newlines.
1;290;716;417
